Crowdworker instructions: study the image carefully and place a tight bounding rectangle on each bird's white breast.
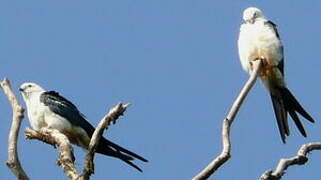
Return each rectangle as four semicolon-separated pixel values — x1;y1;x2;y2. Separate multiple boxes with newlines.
238;21;283;73
25;94;48;130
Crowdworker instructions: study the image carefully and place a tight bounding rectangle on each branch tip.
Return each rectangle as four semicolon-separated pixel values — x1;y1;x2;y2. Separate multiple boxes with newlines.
193;60;262;180
80;102;130;180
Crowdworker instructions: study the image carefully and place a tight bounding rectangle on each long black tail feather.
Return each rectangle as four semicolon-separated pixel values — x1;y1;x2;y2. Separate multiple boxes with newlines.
270;92;288;143
101;138;148;162
270;87;314;143
96;137;147;172
280;88;315;123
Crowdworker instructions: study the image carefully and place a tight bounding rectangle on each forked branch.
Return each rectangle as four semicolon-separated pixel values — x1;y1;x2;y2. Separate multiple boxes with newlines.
260;142;321;180
25;128;79;180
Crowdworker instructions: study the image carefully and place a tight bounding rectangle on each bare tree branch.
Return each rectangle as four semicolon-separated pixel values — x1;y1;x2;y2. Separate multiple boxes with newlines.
25;128;79;180
260;142;321;180
1;78;30;180
193;60;263;180
80;102;131;180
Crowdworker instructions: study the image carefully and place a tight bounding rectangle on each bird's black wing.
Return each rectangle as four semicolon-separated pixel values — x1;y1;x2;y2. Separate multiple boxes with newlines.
40;91;148;171
277;57;284;76
40;91;95;136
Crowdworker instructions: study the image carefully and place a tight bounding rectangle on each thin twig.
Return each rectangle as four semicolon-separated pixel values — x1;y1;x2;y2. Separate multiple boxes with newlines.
260;142;321;180
1;78;29;180
193;60;263;180
80;102;130;180
25;128;79;180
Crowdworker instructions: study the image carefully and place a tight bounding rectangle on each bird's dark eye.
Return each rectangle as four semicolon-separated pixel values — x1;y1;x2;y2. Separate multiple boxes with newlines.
254;11;259;18
28;84;32;88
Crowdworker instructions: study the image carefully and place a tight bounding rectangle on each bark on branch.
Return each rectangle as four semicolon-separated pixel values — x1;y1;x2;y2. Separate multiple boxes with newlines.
192;60;263;180
260;142;321;180
1;78;29;180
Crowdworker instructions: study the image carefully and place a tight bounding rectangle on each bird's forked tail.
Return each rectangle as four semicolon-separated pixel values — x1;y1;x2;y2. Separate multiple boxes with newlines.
96;137;148;172
270;87;315;143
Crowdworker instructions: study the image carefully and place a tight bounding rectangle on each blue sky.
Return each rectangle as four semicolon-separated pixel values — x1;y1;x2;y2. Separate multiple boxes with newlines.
1;1;321;179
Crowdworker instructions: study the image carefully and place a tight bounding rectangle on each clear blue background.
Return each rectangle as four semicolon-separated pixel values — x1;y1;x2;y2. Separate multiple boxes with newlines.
0;1;320;179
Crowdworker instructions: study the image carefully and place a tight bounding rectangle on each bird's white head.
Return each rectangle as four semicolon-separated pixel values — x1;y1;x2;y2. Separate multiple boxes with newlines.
19;82;45;100
243;7;265;24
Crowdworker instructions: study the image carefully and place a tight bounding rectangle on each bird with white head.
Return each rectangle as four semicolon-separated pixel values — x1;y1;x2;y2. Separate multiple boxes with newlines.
238;7;315;143
20;82;147;172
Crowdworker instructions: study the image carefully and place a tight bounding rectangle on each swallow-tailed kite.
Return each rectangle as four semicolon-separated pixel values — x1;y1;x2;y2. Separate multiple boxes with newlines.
20;82;147;171
237;7;315;143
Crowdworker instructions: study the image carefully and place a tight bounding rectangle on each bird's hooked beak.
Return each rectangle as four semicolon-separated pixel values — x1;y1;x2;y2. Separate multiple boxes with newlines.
246;19;255;24
19;87;24;92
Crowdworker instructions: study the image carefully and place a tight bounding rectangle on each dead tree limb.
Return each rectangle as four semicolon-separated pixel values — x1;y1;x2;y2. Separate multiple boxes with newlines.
80;102;130;180
192;60;263;180
260;142;321;180
25;128;79;180
1;78;30;180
